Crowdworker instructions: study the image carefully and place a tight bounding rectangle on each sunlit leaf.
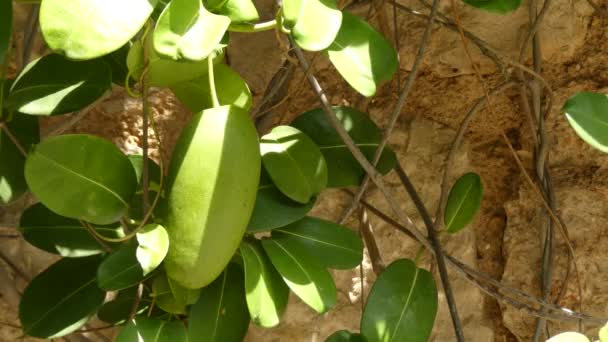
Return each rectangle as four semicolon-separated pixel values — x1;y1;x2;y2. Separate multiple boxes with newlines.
562;91;608;153
444;172;483;233
19;256;105;338
462;0;521;13
40;0;157;60
291;0;342;51
361;259;437;342
6;54;111;115
116;317;188;342
260;125;327;203
217;0;259;22
546;332;590;342
136;224;169;275
600;322;608;342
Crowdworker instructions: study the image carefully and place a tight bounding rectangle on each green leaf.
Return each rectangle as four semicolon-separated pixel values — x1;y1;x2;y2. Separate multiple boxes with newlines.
103;43;133;87
281;0;302;28
240;239;289;327
97;287;150;325
326;12;398;97
152;274;188;314
462;0;521;13
546;332;590;342
168;276;201;306
19;256;105;338
262;237;336;313
600;322;608;342
40;0;157;60
326;330;367;342
136;224;169;276
116;317;188;342
273;216;363;269
127;154;162;193
0;112;39;205
247;170;316;232
188;263;250;342
24;134;138;225
19;203;124;257
154;0;230;61
260;125;327;203
291;0;342;51
444;172;483;233
217;0;259;22
0;0;11;63
171;63;252;112
6;54;111;115
562;91;608;153
97;242;145;291
361;259;437;342
291;107;397;187
127;39;219;87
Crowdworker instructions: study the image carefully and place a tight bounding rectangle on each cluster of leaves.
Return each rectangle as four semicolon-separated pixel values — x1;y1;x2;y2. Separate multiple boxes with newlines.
0;0;489;341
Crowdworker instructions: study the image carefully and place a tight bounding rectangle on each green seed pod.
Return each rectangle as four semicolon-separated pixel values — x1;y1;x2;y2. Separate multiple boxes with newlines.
163;105;260;289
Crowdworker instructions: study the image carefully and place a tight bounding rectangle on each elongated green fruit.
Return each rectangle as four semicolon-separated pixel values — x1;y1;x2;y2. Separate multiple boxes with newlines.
164;105;260;289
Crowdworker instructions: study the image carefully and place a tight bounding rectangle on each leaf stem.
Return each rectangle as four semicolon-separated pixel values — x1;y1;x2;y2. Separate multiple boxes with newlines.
80;221;113;253
208;56;220;108
228;19;277;33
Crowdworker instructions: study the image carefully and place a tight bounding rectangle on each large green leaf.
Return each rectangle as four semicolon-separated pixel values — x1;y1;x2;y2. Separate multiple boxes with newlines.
326;330;367;342
24;134;137;225
240;239;289;327
262;237;336;313
127;39;218;87
291;107;396;187
273;216;363;269
361;259;437;342
291;0;342;51
247;170;316;232
326;12;398;97
19;256;105;338
6;54;111;115
444;172;483;233
19;203;124;257
600;322;608;342
281;0;302;28
260;125;327;203
40;0;157;60
116;317;188;342
171;63;252;112
218;0;259;22
97;287;151;325
97;242;145;291
462;0;521;13
153;0;230;61
136;224;169;275
562;91;608;153
151;274;199;314
0;0;11;63
188;263;250;341
0;112;39;205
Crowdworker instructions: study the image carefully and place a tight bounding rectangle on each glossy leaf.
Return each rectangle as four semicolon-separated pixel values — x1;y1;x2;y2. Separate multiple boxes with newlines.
273;216;363;269
188;263;250;341
247;170;316;232
19;203;123;257
462;0;521;13
40;0;157;60
154;0;230;61
600;322;608;342
171;63;252;112
19;256;105;338
152;274;186;314
326;330;367;342
218;0;259;22
136;224;169;276
7;54;111;115
291;107;397;187
240;239;289;327
0;0;11;63
281;0;302;28
326;12;398;97
546;332;590;342
168;276;201;306
127;154;162;193
24;134;137;225
97;287;151;325
97;242;145;291
361;259;437;342
116;317;188;342
262;238;336;313
562;91;608;153
260;125;327;203
0;112;39;205
444;172;483;233
127;39;218;87
292;0;342;51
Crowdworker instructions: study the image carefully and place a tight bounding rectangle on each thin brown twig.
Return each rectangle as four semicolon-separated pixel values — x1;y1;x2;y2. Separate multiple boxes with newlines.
359;208;385;275
81;221;113;253
0;249;29;281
